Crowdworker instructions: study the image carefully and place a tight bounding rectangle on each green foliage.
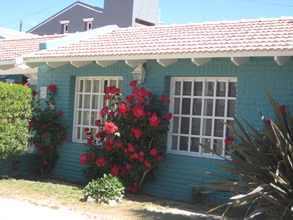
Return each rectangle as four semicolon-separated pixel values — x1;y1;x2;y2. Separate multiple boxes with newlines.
80;81;172;193
0;82;32;159
83;174;125;203
195;89;293;219
29;85;68;176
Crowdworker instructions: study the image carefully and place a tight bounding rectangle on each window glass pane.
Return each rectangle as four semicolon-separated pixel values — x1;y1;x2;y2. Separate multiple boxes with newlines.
172;117;179;133
76;127;81;139
79;80;84;92
92;95;99;109
83;95;91;109
76;111;81;125
214;119;224;137
228;82;237;97
118;80;123;90
83;111;90;125
77;95;82;108
93;80;100;93
194;81;203;96
82;129;87;140
227;100;236;117
204;99;213;116
180;117;190;134
226;120;234;137
191;137;200;152
216;82;226;97
175;81;181;95
192;99;202;115
202;138;211;153
91;111;98;126
85;80;91;92
179;136;188;151
202;119;212;136
182;98;191;115
214;139;223;155
172;136;178;150
205;82;214;96
215;100;225;116
110;80;117;87
174;98;180;114
191;118;201;135
183;82;192;95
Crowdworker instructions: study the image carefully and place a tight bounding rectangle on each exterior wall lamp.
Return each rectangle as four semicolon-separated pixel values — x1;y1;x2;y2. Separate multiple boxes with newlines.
131;64;146;84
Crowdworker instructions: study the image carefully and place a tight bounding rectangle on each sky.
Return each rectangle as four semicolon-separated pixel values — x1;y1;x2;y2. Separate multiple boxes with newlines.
0;0;293;32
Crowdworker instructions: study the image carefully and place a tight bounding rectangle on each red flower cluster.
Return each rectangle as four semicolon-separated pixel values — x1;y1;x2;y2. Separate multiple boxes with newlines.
104;122;118;133
224;136;234;144
149;115;161;127
80;153;89;165
96;157;106;166
48;85;57;93
131;128;142;138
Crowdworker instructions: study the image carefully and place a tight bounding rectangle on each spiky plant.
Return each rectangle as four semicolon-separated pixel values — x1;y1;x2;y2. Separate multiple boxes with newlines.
194;89;293;219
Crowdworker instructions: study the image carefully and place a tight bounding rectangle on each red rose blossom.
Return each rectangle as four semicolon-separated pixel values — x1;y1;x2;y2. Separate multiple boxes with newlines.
96;157;106;167
165;112;173;121
57;110;63;115
150;148;158;155
111;165;121;177
160;94;166;101
104;122;118;133
126;164;132;170
61;135;67;141
32;90;38;96
80;153;89;165
132;104;145;117
224;136;234;144
166;99;170;104
95;120;101;126
48;85;57;92
43;160;48;166
130;80;137;87
157;156;163;162
149;115;161;126
28;121;34;126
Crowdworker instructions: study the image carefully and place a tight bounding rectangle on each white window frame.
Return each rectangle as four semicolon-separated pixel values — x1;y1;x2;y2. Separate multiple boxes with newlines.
60;20;70;34
72;76;123;143
167;77;237;158
83;18;94;31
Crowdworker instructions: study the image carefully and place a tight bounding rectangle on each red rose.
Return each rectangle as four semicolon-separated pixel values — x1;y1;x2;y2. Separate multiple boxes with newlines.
132;187;138;193
132;128;142;139
125;95;134;104
118;102;128;114
43;160;48;166
139;151;145;157
96;131;106;139
157;156;163;162
224;136;234;144
279;105;286;112
145;91;152;97
133;182;139;187
111;165;121;177
48;85;57;92
100;106;109;118
104;122;118;133
87;137;93;145
150;148;158;155
105;142;113;151
116;141;123;147
43;124;47;129
131;87;139;95
138;97;146;103
32;90;37;96
149;115;161;126
50;145;54;149
133;153;139;159
126;164;132;170
128;143;135;152
95;120;101;126
130;80;137;87
28;121;34;126
34;142;39;148
80;153;89;165
126;185;133;191
160;94;166;101
61;135;67;141
132;104;145;117
84;128;90;132
57;110;63;115
139;87;146;97
43;132;48;136
139;157;145;162
96;157;106;167
165;112;173;121
166;99;170;104
144;160;152;167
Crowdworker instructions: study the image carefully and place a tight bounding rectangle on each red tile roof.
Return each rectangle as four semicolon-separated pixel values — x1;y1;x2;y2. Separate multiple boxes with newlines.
0;35;66;62
24;17;293;60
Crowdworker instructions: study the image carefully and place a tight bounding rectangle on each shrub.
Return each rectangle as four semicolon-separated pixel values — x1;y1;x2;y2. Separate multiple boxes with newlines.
80;80;172;192
28;85;68;176
0;82;32;159
195;89;293;219
83;174;125;203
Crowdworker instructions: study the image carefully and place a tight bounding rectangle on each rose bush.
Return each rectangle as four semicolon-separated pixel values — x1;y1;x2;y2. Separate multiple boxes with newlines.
81;80;172;192
29;85;68;176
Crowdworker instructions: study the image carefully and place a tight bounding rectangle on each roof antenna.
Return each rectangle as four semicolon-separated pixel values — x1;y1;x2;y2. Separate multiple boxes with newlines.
19;20;23;32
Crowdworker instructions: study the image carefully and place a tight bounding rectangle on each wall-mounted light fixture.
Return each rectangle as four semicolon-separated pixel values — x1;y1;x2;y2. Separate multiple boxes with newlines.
131;64;146;84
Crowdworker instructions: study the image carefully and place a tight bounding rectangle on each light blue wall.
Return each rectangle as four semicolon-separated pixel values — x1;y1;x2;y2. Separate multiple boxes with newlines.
30;57;293;201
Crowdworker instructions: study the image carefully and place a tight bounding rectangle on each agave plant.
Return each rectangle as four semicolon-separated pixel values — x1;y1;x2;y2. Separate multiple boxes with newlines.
194;89;293;219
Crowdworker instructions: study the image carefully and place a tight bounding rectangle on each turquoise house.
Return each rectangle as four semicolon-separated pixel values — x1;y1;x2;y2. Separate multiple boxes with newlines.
3;17;293;202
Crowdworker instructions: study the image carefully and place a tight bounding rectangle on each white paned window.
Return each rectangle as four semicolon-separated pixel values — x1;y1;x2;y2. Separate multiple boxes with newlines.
168;77;237;158
73;76;123;143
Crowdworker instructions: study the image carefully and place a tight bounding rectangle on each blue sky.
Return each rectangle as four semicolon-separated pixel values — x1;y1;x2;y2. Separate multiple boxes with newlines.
0;0;293;31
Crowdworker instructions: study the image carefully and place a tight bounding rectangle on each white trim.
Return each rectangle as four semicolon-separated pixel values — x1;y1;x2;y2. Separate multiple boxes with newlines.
191;58;212;66
59;20;70;24
157;59;178;67
83;18;94;22
274;56;291;65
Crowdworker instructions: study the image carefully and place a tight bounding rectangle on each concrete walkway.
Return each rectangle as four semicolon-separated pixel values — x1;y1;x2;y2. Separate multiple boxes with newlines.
0;198;90;220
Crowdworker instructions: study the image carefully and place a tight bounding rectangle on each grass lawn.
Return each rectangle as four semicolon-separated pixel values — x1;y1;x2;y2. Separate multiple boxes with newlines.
0;174;235;220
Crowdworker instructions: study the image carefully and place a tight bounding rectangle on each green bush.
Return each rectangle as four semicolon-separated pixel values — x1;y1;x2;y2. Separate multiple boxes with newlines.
0;82;32;159
195;89;293;219
83;174;125;203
